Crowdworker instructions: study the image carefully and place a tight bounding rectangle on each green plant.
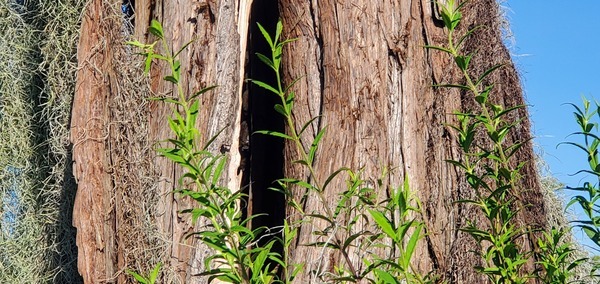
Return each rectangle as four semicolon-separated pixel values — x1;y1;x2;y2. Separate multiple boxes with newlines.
252;20;432;283
562;97;600;251
429;2;588;283
127;263;162;284
367;177;434;284
127;17;433;284
427;1;535;283
127;20;284;284
535;228;585;283
252;20;370;282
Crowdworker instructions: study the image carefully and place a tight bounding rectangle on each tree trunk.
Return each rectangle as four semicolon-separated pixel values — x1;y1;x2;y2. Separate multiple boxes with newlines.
71;0;547;283
72;0;250;283
277;0;546;283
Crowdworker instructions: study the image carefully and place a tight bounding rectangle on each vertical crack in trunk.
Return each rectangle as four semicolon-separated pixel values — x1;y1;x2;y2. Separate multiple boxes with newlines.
246;0;285;259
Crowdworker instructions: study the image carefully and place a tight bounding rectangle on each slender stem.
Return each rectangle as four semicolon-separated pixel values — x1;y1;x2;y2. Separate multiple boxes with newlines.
273;58;333;219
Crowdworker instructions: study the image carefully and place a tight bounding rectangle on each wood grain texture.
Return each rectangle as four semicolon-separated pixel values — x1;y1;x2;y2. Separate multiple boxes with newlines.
278;0;545;282
72;0;249;282
71;0;117;282
71;0;546;283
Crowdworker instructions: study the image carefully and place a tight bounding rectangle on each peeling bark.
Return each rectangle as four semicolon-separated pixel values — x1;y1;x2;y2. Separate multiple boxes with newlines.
71;0;546;283
72;0;250;283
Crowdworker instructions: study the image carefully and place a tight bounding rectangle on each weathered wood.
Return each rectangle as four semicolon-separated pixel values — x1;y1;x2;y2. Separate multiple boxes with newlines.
72;0;250;282
71;0;546;283
277;0;546;282
71;0;118;281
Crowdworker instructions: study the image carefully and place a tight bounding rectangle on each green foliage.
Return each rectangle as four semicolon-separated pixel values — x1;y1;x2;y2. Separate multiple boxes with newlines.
535;228;586;283
127;263;162;284
562;98;600;251
368;177;436;284
127;9;596;283
127;21;284;284
428;1;582;283
253;20;433;283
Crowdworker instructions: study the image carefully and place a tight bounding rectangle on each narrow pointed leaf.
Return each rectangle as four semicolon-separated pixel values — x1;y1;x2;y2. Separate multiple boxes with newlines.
476;64;505;86
254;130;293;140
256;22;274;48
251;80;280;95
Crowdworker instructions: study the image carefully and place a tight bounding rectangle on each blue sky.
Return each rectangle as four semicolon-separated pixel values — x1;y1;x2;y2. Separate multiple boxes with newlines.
505;1;600;251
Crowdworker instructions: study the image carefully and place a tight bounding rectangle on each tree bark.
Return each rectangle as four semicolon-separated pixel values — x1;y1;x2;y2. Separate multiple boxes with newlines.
278;0;546;283
72;0;250;283
71;0;547;283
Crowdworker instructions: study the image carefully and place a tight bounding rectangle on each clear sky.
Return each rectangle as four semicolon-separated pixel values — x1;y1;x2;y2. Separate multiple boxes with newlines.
505;1;600;251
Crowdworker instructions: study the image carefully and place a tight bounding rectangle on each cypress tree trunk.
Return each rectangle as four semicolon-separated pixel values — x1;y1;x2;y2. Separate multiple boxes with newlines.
72;0;250;282
277;0;546;282
71;0;547;283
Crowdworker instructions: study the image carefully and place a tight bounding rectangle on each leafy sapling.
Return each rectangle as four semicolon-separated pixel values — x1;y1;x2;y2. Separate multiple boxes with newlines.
252;20;434;283
426;1;547;283
127;20;284;284
563;98;600;251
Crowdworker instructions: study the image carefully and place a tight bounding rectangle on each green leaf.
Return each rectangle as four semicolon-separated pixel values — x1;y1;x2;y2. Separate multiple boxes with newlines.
424;45;453;54
308;127;326;164
454;54;472;71
156;148;186;164
149;263;161;284
285;91;295;113
474;85;493;104
306;241;339;250
278;178;317;191
126;40;149;49
445;159;469;171
274;104;288;116
164;75;178;84
298;116;321;136
149;19;164;39
402;223;423;269
494;104;524;119
173;60;181;81
274;19;283;46
174;39;195;58
476;64;505;86
440;8;454;31
147;96;181;105
456;25;483;49
251;79;281;95
322;167;350;192
433;83;471;90
373;269;400;284
369;209;397;242
256;52;275;70
211;156;227;185
203;126;226;150
189;99;200;121
126;270;149;284
144;55;153;74
283;76;304;95
254;130;293;140
306;214;335;227
342;231;366;251
257;22;274;48
189;85;218;101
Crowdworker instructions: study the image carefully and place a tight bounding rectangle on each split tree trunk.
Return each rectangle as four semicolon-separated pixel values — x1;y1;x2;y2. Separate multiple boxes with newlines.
71;0;547;283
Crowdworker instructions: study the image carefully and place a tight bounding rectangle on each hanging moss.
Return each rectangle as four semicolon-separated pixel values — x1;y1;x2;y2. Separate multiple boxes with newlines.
0;0;86;282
